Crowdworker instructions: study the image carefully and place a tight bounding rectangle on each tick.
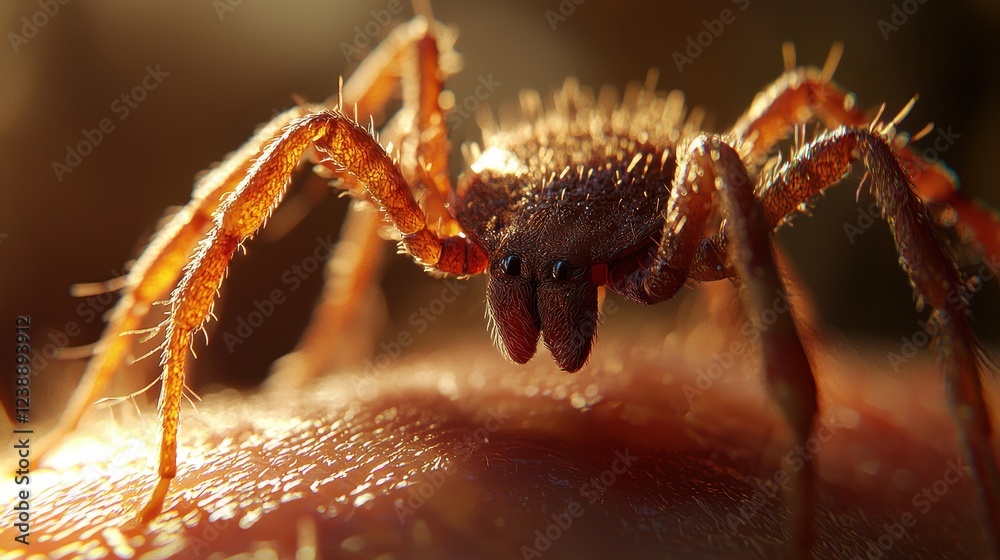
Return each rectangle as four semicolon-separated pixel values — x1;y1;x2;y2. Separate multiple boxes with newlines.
39;5;1000;558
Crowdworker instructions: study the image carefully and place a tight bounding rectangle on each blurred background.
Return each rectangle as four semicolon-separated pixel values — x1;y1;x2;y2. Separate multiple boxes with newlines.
1;0;998;422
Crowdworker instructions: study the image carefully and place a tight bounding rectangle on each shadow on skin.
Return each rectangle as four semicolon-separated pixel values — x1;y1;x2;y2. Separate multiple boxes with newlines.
12;328;998;559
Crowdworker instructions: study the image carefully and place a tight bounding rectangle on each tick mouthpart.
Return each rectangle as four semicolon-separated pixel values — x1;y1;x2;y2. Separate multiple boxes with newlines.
487;278;541;365
537;281;600;373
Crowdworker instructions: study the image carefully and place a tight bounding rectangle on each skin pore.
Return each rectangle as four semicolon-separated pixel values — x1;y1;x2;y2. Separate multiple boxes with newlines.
12;288;998;559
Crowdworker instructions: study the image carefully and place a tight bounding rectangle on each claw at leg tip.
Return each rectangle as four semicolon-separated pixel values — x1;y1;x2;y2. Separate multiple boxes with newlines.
136;477;172;526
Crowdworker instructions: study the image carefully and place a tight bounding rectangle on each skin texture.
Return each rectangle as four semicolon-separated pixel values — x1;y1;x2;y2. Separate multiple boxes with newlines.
7;317;998;559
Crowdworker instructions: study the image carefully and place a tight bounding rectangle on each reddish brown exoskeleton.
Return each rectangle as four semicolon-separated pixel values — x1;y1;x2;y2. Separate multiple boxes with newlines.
38;6;1000;559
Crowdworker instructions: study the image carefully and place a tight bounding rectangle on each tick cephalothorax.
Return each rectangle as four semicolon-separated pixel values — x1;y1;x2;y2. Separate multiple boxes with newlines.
457;104;676;372
38;6;999;559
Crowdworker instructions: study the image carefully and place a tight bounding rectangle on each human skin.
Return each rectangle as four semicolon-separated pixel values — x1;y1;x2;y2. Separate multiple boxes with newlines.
5;321;997;560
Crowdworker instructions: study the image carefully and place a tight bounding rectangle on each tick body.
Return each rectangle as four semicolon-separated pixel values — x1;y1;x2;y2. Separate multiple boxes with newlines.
456;89;676;370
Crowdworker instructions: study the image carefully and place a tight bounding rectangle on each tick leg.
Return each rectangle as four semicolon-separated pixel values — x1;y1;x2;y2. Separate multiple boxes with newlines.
139;108;486;523
611;135;820;558
35;104;311;465
711;141;819;560
40;16;454;465
729;65;999;256
407;21;464;237
608;137;713;304
692;66;1000;279
269;19;462;387
758;126;999;555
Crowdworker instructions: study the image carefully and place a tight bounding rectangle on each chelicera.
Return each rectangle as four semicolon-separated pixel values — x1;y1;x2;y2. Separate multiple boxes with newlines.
40;6;999;558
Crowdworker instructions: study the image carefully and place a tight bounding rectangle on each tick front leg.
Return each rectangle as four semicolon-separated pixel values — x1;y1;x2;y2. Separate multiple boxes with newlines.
270;18;463;387
137;115;339;522
47;14;464;469
710;143;818;560
611;136;820;558
139;108;486;522
608;138;714;304
35;104;312;467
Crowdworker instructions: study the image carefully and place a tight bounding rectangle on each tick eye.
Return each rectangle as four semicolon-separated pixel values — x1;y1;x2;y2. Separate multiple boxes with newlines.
500;254;521;276
551;260;572;281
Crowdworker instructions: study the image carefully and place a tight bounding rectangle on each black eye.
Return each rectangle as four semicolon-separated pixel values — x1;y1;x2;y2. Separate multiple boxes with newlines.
551;260;572;281
500;254;521;276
